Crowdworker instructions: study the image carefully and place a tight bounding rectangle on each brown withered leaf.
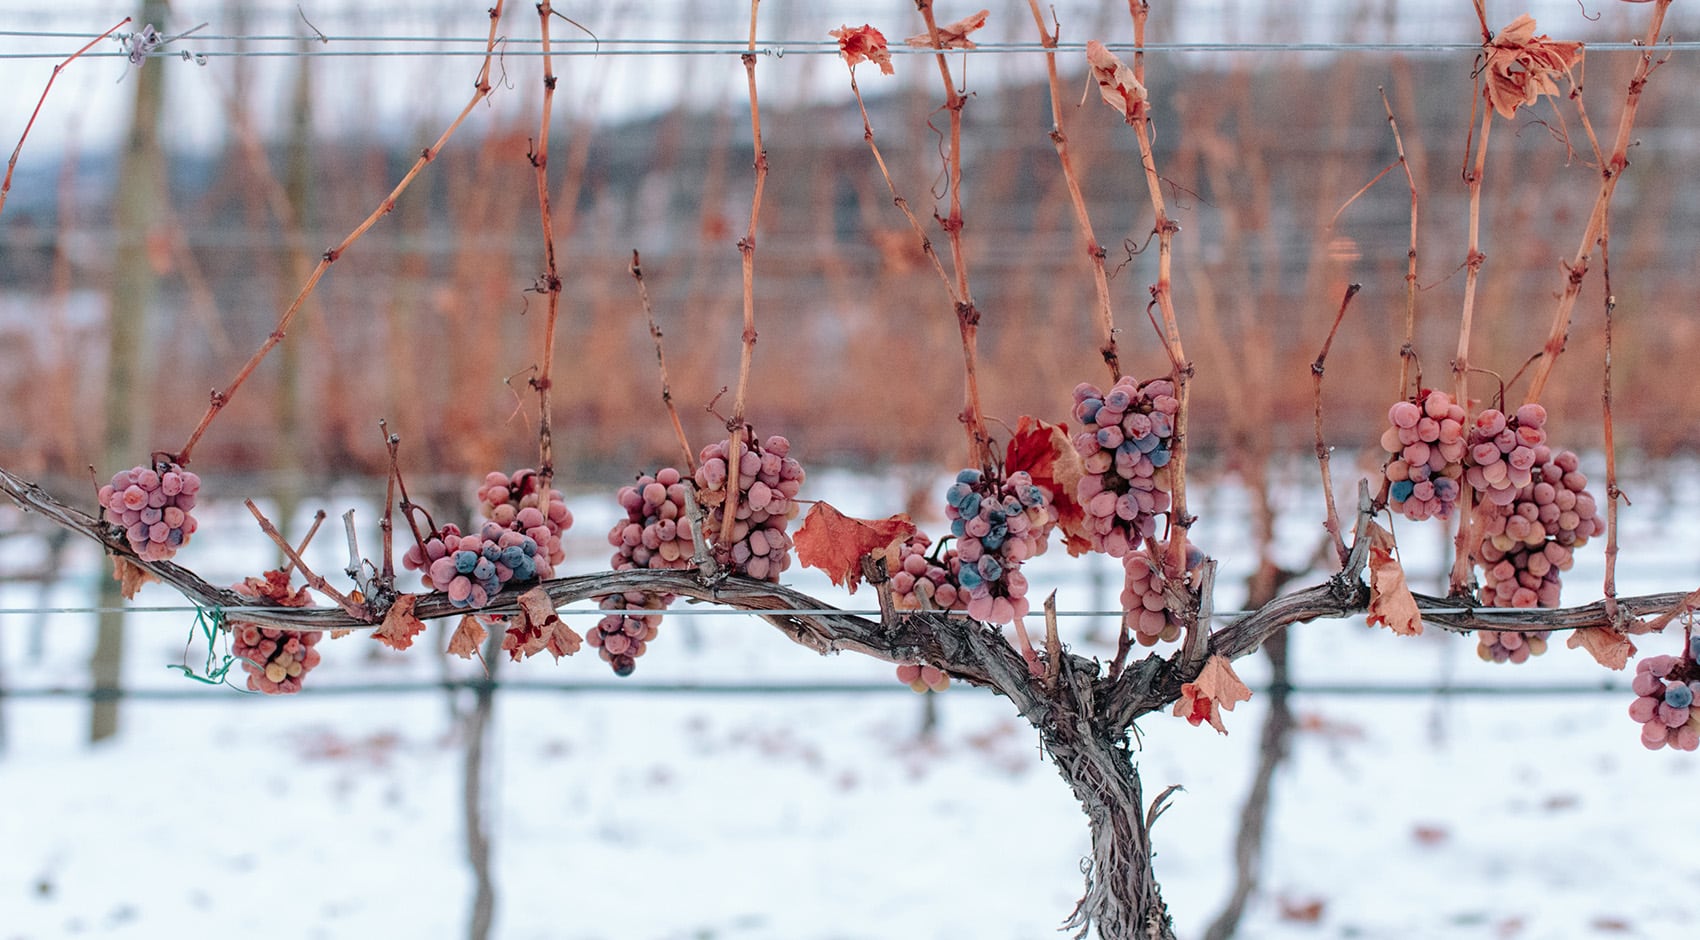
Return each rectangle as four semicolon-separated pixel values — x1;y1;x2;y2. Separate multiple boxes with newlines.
794;502;917;592
1365;522;1422;636
373;594;427;651
232;568;313;608
111;556;157;600
1567;625;1635;670
1005;416;1090;556
518;585;581;660
830;24;894;75
1483;14;1583;119
905;8;988;49
1086;40;1148;125
1172;654;1252;734
446;615;488;659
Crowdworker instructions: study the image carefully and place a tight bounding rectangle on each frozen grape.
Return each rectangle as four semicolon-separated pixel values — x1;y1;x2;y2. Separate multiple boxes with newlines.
99;460;201;562
477;469;573;577
889;532;967;612
402;521;541;610
1628;654;1700;750
1072;375;1178;556
1378;390;1466;521
693;434;805;584
945;468;1056;624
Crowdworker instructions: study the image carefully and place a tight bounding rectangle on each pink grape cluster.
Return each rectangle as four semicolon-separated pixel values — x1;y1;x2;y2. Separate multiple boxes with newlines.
402;522;541;609
1119;542;1204;647
945;468;1055;623
586;591;665;676
1380;391;1467;520
233;624;323;695
98;463;201;561
693;434;804;582
609;468;695;571
1463;404;1549;507
1629;648;1700;751
1475;448;1604;610
889;532;966;612
1071;377;1178;556
477;469;573;577
1473;630;1550;664
895;663;950;693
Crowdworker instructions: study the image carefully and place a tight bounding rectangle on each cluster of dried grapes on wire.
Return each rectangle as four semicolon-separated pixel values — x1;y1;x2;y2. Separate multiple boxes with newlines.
944;468;1055;623
98;461;201;561
400;468;572;612
694;434;804;582
588;467;694;675
1628;640;1700;751
1071;376;1177;556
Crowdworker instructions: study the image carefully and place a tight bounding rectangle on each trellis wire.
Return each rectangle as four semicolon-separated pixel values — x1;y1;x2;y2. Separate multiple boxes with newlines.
0;604;1572;618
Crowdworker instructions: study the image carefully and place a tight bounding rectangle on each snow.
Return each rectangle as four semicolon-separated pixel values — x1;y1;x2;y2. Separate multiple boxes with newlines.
2;465;1699;939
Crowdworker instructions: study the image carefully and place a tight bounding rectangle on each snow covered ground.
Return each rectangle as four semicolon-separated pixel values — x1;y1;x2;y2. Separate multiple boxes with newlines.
2;465;1698;939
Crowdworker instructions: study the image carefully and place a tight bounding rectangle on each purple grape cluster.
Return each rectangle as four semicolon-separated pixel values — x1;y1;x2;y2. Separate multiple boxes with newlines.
889;532;966;612
233;624;323;695
1380;390;1467;520
1463;404;1548;507
98;462;201;561
1475;448;1603;610
477;469;573;577
586;591;665;676
945;468;1055;623
693;434;804;582
1071;376;1178;557
1630;651;1700;751
402;521;541;609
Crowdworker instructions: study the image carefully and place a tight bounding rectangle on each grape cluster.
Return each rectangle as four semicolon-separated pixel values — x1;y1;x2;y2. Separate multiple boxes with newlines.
1071;377;1178;556
98;462;201;561
402;522;542;609
1120;542;1205;647
233;624;323;695
1463;404;1550;507
1473;629;1549;664
895;662;950;693
945;468;1055;623
586;591;664;676
1475;448;1603;610
1380;391;1467;521
588;467;696;675
1629;651;1700;751
693;434;804;582
889;532;966;612
477;469;573;576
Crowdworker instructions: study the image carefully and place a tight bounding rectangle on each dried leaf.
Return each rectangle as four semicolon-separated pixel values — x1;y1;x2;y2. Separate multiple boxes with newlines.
372;594;426;651
1277;897;1326;924
1172;654;1252;734
830;24;894;75
232;568;313;608
518;585;581;660
447;615;488;659
1365;522;1422;636
794;502;917;592
1567;625;1635;670
1005;416;1091;555
1482;14;1583;119
111;556;156;600
1085;40;1148;125
905;8;988;49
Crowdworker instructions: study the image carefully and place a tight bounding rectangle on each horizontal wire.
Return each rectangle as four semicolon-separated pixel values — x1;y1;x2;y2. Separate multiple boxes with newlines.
0;679;1637;701
0;38;1688;60
0;604;1598;619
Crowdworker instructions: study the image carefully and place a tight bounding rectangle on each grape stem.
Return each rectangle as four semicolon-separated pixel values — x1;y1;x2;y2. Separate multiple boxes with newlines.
1311;284;1361;568
175;1;508;466
915;0;993;471
1027;0;1120;384
1446;82;1492;599
279;510;328;578
531;0;564;501
1601;233;1623;623
0;17;130;221
719;0;767;551
629;251;696;474
1522;0;1671;405
243;498;366;619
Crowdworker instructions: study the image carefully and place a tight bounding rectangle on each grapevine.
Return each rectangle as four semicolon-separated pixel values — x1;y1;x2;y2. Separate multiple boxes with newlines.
1071;377;1178;555
693;433;804;582
97;460;201;562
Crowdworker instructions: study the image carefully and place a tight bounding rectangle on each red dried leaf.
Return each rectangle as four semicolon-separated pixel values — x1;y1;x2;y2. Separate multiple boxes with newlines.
447;615;487;659
111;556;157;600
373;594;426;651
1085;40;1148;125
1005;416;1090;556
1172;654;1252;734
1566;625;1635;670
1483;14;1583;119
830;24;894;75
794;502;917;592
905;8;988;49
232;568;313;608
1277;896;1326;924
517;585;581;661
1365;522;1422;636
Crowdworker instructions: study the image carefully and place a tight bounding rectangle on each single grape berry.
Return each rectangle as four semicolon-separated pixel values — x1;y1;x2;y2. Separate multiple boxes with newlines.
98;460;201;561
1071;376;1178;556
1379;390;1467;521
